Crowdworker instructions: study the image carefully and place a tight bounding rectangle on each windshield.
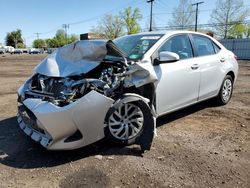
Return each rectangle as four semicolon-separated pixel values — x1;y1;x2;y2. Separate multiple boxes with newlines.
113;34;163;60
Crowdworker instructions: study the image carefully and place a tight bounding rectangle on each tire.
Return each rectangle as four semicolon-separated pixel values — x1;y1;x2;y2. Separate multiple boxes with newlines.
104;100;153;146
216;75;233;105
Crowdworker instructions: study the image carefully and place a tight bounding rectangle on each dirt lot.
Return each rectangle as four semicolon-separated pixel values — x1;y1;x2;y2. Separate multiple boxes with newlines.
0;54;249;188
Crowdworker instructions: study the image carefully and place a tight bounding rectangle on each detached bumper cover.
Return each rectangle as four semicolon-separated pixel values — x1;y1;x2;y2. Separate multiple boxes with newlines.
17;112;51;147
17;90;114;150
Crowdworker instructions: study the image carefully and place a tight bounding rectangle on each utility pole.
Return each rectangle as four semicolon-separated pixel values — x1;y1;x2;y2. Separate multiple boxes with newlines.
35;33;40;39
192;1;204;32
62;24;69;41
147;0;154;32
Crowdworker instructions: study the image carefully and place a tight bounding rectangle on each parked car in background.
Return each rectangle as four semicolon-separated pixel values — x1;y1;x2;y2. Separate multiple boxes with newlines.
47;48;57;54
4;46;15;53
17;31;238;151
14;49;23;54
29;48;42;54
0;48;5;54
20;48;29;53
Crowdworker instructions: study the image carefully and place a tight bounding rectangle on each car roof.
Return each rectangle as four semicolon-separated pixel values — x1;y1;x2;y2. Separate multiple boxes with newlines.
131;30;210;37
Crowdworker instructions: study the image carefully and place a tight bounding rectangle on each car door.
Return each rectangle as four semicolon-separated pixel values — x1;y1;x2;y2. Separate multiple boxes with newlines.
154;34;200;116
190;34;224;100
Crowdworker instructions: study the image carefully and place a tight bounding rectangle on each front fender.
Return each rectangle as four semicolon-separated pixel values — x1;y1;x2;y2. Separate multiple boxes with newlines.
105;93;156;152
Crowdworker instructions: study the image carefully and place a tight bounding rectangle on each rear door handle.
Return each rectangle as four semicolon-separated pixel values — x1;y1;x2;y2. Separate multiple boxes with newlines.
191;64;199;70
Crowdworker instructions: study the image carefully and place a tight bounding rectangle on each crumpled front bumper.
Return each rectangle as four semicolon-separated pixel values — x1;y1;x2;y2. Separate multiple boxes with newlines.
17;108;51;147
17;89;114;150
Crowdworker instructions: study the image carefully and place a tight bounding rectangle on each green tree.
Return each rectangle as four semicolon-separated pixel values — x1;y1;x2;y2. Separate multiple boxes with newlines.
45;38;59;48
120;7;142;34
33;39;46;48
229;23;247;38
44;29;78;48
68;34;79;43
244;24;250;38
91;14;124;39
55;29;67;46
5;29;24;48
168;0;195;30
16;43;26;48
210;0;249;39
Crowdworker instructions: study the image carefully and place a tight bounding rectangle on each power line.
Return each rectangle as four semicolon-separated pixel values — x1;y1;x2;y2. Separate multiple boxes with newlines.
25;1;250;43
192;1;204;32
34;33;41;39
62;24;69;40
158;0;168;7
142;20;250;31
25;0;141;41
155;0;168;12
67;0;143;26
39;26;61;35
147;0;155;32
146;4;250;16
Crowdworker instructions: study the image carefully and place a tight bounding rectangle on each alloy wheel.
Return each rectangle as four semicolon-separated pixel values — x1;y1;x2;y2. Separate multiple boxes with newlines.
108;103;144;141
222;79;232;102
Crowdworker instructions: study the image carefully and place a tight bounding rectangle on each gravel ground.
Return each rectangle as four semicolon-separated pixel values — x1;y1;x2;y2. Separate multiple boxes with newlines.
0;54;249;188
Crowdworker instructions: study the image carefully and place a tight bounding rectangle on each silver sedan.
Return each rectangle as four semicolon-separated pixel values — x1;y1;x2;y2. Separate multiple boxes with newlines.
17;31;238;151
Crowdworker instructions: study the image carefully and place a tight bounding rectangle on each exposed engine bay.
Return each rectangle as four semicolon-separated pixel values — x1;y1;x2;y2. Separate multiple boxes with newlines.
25;59;130;106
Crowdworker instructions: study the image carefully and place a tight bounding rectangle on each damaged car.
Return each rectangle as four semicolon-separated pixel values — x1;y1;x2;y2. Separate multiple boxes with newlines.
17;31;238;151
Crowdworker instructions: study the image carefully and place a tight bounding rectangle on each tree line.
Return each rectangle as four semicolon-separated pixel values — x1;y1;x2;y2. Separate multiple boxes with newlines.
169;0;250;39
4;0;250;49
90;0;250;39
5;29;78;49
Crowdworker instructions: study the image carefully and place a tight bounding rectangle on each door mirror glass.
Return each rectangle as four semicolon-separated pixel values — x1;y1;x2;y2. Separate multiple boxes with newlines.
158;51;180;63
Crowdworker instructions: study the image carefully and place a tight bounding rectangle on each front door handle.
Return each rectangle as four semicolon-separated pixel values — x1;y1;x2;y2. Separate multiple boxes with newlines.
191;64;199;70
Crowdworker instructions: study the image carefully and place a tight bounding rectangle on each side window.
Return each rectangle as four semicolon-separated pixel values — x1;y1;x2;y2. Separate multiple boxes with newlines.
158;35;193;60
192;35;217;56
213;42;221;53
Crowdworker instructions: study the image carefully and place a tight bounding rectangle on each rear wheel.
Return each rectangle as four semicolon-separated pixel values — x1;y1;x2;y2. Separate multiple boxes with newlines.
105;100;152;146
216;75;233;105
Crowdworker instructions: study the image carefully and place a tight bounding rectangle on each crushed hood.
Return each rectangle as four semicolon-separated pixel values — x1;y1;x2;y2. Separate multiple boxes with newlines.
35;40;127;77
34;39;158;88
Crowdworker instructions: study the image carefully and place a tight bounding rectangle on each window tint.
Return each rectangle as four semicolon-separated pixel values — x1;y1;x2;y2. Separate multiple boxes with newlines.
192;35;216;56
159;35;193;59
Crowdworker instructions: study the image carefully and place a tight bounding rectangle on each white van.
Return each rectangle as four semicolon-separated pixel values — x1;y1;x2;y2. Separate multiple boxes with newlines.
4;46;15;53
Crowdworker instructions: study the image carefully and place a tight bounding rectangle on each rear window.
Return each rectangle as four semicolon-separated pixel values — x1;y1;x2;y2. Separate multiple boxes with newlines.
192;35;217;56
213;42;221;53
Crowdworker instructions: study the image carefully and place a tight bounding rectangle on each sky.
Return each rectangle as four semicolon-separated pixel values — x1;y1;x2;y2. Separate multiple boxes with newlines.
0;0;249;47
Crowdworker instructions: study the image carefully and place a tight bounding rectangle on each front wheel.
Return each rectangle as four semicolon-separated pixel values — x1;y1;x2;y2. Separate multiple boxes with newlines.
216;75;233;105
105;100;153;146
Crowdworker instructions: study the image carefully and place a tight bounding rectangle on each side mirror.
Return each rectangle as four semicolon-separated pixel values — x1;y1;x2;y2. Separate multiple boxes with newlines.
154;51;180;65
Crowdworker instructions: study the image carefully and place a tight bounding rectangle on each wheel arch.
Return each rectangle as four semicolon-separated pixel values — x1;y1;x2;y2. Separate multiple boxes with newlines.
226;71;235;83
104;93;156;152
123;83;156;107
